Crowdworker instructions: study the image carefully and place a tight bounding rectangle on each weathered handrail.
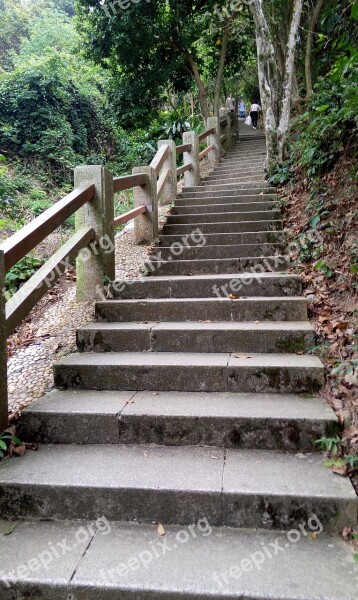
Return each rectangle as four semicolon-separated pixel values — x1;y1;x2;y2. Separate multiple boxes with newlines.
157;167;170;200
113;173;148;194
176;143;192;155
5;226;95;335
114;205;147;229
199;127;215;142
177;163;192;176
199;144;215;160
0;184;95;272
150;144;170;176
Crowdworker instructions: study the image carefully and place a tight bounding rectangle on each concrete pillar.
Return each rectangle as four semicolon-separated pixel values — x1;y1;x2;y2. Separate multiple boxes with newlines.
158;139;177;204
225;113;232;151
74;166;115;302
0;250;8;432
133;166;158;244
183;131;200;188
207;116;221;168
232;112;239;143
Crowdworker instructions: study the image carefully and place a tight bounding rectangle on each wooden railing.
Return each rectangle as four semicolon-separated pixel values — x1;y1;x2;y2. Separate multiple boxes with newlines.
0;112;238;431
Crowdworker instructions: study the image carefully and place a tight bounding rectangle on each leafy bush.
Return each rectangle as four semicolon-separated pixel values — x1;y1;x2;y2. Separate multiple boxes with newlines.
5;255;44;297
292;49;358;180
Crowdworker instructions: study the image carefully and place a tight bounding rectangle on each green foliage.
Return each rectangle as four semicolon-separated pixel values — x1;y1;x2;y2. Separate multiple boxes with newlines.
315;436;342;454
268;162;294;186
5;255;44;297
0;432;22;459
0;2;116;183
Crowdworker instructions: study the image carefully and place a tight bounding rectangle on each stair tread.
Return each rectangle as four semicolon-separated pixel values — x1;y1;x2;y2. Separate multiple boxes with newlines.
24;390;336;423
79;321;314;332
56;351;323;368
0;445;354;502
0;519;356;599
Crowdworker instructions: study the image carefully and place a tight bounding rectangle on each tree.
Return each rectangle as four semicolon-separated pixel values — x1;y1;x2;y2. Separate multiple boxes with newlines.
250;0;304;165
75;0;252;123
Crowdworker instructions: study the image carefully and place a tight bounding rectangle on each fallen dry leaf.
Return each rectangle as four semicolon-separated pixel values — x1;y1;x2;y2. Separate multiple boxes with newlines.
157;523;166;536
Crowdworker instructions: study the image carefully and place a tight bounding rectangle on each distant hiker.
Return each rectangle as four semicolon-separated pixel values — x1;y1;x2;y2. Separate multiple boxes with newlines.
239;100;246;118
249;101;261;129
226;95;236;112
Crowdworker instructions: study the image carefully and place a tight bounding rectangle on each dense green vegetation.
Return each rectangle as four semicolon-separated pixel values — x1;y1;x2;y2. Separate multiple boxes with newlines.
0;0;357;282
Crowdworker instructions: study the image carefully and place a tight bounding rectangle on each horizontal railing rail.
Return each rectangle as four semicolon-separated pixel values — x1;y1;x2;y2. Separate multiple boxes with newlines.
0;111;237;431
5;226;95;336
176;143;192;155
114;205;147;229
176;163;192;177
157;167;170;201
199;127;215;142
0;184;95;272
199;144;215;160
113;173;148;193
150;144;170;176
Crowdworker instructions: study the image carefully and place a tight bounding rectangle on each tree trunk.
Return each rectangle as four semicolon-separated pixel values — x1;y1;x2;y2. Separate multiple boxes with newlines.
213;27;230;116
250;0;280;167
185;52;210;120
305;0;325;98
277;0;304;161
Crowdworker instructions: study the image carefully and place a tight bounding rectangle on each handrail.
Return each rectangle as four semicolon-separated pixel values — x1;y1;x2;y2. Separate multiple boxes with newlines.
157;167;170;200
150;144;170;176
177;163;192;177
199;144;215;160
5;226;95;335
199;127;215;142
220;134;227;142
176;143;192;155
220;117;227;127
0;183;95;272
113;173;148;194
114;205;147;229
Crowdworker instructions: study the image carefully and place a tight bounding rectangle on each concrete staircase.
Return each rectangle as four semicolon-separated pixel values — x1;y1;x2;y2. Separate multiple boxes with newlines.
0;129;356;599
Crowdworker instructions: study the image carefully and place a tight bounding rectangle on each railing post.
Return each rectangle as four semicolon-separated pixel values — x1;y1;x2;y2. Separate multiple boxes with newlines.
232;112;239;144
157;140;177;204
0;250;8;432
74;166;115;302
133;166;158;244
225;112;233;151
207;116;221;167
183;131;200;188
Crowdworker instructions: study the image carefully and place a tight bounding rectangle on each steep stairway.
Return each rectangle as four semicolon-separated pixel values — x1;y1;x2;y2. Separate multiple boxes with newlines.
0;128;356;599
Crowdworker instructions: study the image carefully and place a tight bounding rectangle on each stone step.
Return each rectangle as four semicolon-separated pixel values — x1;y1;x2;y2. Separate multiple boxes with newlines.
165;211;281;225
96;297;308;323
53;352;324;394
201;182;270;192
204;174;266;184
19;390;338;451
216;160;265;171
159;231;285;246
2;520;355;600
109;273;303;299
207;169;265;178
172;201;279;215
162;220;283;235
151;243;284;260
145;255;290;276
0;444;354;531
174;197;280;208
180;188;272;199
76;322;315;354
183;185;273;194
